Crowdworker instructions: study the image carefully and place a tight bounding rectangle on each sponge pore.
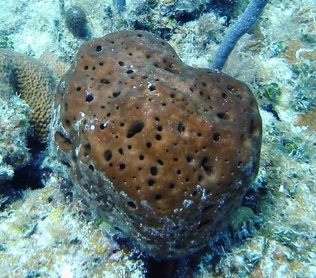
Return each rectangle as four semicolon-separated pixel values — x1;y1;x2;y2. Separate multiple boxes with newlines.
53;30;262;258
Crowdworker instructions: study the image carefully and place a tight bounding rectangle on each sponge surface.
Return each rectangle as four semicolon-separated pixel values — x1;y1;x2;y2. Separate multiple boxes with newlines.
53;30;262;258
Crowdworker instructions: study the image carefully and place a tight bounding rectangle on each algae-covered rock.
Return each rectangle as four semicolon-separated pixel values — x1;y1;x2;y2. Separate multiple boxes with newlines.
0;177;146;277
0;96;31;185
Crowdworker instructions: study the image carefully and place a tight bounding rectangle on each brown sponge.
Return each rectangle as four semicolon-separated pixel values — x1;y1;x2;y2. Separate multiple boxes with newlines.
0;49;56;142
53;30;262;258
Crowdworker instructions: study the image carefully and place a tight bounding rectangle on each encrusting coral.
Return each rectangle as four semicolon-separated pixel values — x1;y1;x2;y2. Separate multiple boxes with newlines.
52;30;262;258
0;49;56;142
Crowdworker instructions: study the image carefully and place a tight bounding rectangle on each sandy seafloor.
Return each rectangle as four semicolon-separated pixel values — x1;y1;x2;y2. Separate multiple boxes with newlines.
0;0;315;277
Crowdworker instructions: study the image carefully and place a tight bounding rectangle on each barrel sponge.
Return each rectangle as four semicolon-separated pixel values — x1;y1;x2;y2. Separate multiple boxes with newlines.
52;30;262;258
0;49;56;142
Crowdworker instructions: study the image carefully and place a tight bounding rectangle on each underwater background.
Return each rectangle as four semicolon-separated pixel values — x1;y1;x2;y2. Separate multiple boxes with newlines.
0;0;315;277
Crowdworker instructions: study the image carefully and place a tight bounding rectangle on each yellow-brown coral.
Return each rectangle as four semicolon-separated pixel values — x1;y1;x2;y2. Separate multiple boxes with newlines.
0;49;56;142
296;107;316;133
40;51;70;80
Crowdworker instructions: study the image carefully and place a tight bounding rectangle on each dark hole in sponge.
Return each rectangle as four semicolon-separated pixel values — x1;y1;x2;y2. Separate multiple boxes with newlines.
127;121;145;138
83;143;91;157
104;150;112;161
213;133;221;142
55;131;72;146
96;45;102;52
55;131;72;153
217;112;225;119
177;122;185;132
100;123;108;129
200;157;213;175
155;194;162;200
169;182;175;188
127;201;136;209
147;179;155;186
150;166;158;176
100;79;110;84
113;92;121;98
186;155;193;163
148;84;156;91
86;94;94;102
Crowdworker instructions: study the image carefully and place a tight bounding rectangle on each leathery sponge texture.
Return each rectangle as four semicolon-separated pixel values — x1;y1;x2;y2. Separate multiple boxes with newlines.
53;30;262;258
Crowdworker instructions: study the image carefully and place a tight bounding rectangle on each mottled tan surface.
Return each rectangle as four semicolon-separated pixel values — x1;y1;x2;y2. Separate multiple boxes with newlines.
0;49;56;142
53;30;262;258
